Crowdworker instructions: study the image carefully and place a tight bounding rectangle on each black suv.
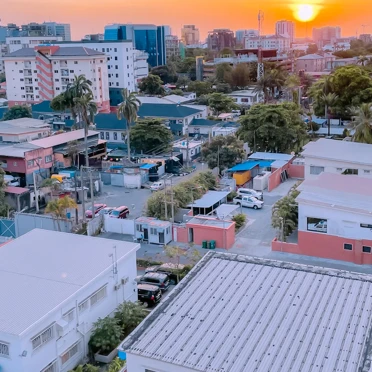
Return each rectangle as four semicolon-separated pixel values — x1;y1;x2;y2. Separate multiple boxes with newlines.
139;272;170;291
145;263;185;285
137;284;162;307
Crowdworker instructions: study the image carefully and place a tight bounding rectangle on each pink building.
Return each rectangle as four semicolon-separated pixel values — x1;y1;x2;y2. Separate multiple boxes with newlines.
272;172;372;265
173;216;235;249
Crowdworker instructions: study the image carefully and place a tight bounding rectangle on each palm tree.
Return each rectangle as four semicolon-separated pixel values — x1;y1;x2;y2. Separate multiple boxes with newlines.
321;92;338;136
254;74;272;103
285;74;301;104
73;92;97;166
357;55;369;67
117;88;141;162
45;196;77;231
349;103;372;144
268;68;287;98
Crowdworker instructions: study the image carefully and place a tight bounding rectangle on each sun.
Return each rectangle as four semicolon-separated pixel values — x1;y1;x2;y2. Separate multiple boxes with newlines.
295;4;315;22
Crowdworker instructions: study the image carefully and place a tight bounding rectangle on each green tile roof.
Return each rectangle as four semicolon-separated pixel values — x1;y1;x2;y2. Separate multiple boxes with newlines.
138;103;202;118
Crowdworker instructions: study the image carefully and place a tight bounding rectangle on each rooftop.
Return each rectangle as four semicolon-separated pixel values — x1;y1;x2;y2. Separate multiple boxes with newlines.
188;216;234;228
135;217;171;227
249;152;294;161
188;190;229;208
123;252;372;372
297;53;325;60
1;117;49;129
0;143;42;157
137;97;171;105
29;129;99;148
173;139;202;149
302;138;372;165
163;95;193;104
139;103;202;118
5;46;105;58
228;160;273;172
0;229;139;335
229;89;257;97
297;172;372;213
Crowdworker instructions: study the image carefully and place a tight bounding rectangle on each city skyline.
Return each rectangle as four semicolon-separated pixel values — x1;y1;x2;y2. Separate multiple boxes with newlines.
1;0;370;41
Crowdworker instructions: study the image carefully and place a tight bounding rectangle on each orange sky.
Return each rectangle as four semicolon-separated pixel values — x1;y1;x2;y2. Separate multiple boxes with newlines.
2;0;371;40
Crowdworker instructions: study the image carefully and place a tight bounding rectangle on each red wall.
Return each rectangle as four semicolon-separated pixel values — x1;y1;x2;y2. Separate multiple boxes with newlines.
272;231;372;265
288;163;305;179
268;168;283;192
0;157;26;173
173;225;188;243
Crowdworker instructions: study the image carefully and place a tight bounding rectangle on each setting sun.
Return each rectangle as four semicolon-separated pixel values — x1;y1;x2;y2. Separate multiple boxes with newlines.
294;4;316;22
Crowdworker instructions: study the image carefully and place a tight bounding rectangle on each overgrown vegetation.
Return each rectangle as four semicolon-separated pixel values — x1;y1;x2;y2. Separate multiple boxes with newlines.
2;105;32;121
232;213;247;231
0;168;9;217
271;183;301;241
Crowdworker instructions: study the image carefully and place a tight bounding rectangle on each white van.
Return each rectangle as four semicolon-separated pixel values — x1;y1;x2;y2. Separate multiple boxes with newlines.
150;180;165;191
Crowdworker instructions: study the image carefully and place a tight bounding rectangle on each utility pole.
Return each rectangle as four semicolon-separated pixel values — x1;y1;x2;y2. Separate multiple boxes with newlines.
73;171;78;222
257;10;265;81
81;166;86;223
89;168;95;217
33;172;39;213
217;146;220;174
185;123;190;168
164;180;168;220
170;177;174;223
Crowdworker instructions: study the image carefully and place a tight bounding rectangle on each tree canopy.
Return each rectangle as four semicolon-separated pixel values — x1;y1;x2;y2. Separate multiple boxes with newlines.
2;105;32;121
201;135;245;170
187;81;213;96
130;119;173;154
0;168;9;217
138;74;165;95
309;65;372;117
208;93;237;115
349;103;372;144
306;44;318;54
151;65;178;84
238;102;307;153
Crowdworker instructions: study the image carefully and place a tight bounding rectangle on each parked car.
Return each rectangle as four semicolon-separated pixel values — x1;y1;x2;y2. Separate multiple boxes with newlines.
110;206;130;219
308;220;327;233
150;180;165;191
138;272;170;292
85;203;107;218
237;188;263;200
233;195;264;210
145;263;186;285
137;284;162;307
98;207;115;216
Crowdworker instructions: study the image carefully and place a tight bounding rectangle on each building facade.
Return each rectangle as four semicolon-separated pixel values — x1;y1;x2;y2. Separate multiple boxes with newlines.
0;229;139;372
181;25;200;45
6;36;64;53
165;35;181;61
312;26;341;47
4;46;110;112
43;22;71;41
244;35;290;51
235;29;259;43
104;24;167;67
207;29;235;51
295;54;326;72
275;20;295;43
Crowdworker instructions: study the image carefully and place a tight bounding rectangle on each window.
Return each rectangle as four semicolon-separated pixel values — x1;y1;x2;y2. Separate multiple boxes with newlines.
136;224;143;232
116;82;119;86
336;168;342;172
307;217;327;233
61;342;79;365
127;56;129;60
55;78;59;82
54;70;58;73
150;228;157;235
45;155;52;163
63;309;74;323
69;70;74;73
20;78;24;81
116;74;119;78
363;246;371;253
105;132;110;140
115;56;118;60
27;160;34;168
31;325;54;350
21;87;25;90
310;166;324;175
114;132;118;140
364;170;371;174
344;243;353;251
128;73;130;77
41;360;57;372
361;223;372;229
0;342;9;357
108;74;111;78
74;61;78;64
342;168;358;175
56;87;60;90
114;48;117;52
115;65;118;69
34;70;37;73
121;133;126;140
78;298;89;313
90;286;107;307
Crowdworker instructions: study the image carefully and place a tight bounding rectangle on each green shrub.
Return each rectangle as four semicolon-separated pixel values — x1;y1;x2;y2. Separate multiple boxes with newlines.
114;302;148;336
227;191;237;201
89;317;122;354
232;214;246;231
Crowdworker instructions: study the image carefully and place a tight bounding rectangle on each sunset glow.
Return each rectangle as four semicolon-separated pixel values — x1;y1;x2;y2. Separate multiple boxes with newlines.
295;4;315;22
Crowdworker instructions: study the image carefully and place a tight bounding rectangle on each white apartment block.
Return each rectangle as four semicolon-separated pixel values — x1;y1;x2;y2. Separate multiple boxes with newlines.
4;45;110;112
275;20;295;43
244;35;290;51
6;36;64;53
302;138;372;179
0;229;139;372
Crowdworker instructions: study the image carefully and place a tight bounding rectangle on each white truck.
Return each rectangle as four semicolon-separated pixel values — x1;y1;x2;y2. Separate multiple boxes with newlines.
233;195;264;210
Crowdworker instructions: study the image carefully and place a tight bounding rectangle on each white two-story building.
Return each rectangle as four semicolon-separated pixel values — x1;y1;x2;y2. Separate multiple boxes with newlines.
0;229;139;372
302;138;372;180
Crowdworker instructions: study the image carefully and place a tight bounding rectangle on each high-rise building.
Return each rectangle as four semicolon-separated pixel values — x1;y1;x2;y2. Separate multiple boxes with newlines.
181;25;200;45
312;26;341;47
275;20;295;43
207;29;235;51
43;22;71;41
8;22;72;41
0;26;7;43
245;35;290;51
236;29;259;43
4;45;110;111
83;34;104;41
54;40;149;106
165;35;181;61
6;36;64;53
104;24;167;67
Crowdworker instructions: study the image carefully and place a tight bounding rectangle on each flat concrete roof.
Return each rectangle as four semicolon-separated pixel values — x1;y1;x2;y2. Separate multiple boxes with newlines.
188;191;230;208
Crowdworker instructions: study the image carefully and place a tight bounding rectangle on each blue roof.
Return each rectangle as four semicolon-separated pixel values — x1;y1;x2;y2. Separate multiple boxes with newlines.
139;103;202;118
228;160;273;172
140;163;156;169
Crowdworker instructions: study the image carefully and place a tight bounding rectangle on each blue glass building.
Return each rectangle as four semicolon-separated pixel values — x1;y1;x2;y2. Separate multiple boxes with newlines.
104;24;167;67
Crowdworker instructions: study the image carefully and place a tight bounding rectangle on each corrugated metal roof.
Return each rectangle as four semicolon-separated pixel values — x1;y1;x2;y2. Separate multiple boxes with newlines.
5;186;29;195
228;160;273;172
188;191;229;208
123;252;372;372
0;229;139;335
302;138;372;165
249;152;294;161
271;159;289;168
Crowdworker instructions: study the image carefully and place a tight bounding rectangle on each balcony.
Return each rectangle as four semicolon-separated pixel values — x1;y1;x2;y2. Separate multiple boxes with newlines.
24;69;32;77
61;78;69;85
24;62;32;68
61;69;69;77
26;88;34;93
25;79;33;85
60;61;68;68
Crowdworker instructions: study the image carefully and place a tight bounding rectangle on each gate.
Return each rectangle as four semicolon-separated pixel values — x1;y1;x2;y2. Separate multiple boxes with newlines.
0;217;16;238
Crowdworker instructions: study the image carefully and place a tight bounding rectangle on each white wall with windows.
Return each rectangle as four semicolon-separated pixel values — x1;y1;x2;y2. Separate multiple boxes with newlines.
304;157;372;180
0;242;138;372
6;37;63;53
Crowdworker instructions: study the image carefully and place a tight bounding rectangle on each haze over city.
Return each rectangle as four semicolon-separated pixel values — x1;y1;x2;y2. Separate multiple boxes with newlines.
1;0;371;39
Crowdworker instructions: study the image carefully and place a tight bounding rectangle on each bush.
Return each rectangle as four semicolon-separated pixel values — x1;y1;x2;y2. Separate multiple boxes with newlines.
108;358;126;372
89;317;122;354
69;365;99;372
232;214;246;231
114;302;148;336
227;191;237;201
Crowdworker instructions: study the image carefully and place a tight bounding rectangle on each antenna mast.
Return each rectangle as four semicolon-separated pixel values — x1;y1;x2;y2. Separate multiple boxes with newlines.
257;10;265;81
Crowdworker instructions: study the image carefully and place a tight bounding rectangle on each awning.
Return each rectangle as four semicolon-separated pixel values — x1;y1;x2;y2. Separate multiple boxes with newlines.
215;204;240;219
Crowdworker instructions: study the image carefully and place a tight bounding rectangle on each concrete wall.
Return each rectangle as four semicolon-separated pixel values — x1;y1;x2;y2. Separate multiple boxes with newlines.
87;215;104;236
104;215;135;235
15;213;73;237
124;173;141;189
288;163;305;179
272;232;372;265
173;224;188;243
268;162;291;192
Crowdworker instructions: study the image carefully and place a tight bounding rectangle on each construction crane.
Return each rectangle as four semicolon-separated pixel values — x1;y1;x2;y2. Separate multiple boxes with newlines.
257;10;265;81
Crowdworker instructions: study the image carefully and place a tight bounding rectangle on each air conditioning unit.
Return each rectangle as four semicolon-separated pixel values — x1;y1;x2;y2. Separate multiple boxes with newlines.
56;319;69;336
114;284;121;291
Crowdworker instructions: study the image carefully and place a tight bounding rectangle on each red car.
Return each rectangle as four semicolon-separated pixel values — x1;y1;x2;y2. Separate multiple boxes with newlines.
110;206;130;219
85;203;107;218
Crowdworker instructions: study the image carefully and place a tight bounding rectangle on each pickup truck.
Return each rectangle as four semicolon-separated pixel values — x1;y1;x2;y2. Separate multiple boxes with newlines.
233;195;264;210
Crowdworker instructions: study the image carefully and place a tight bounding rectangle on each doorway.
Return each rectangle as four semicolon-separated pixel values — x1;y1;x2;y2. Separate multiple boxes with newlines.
188;228;194;243
143;228;149;241
159;232;165;244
